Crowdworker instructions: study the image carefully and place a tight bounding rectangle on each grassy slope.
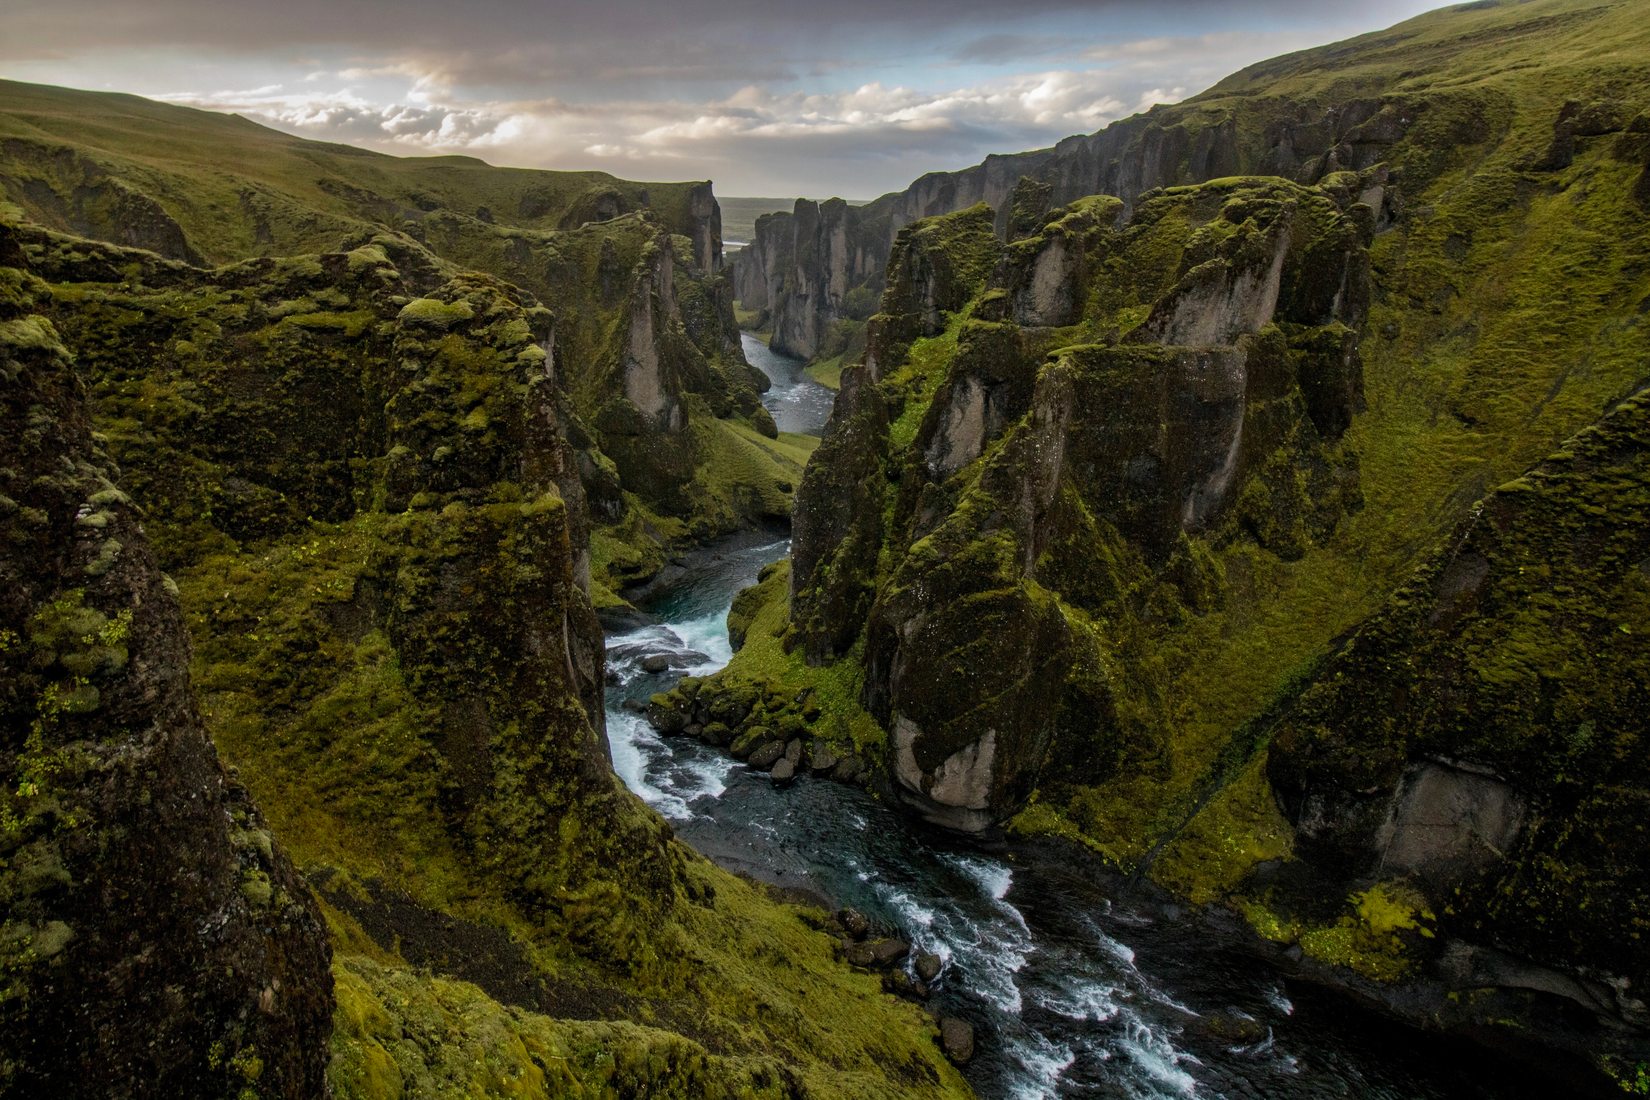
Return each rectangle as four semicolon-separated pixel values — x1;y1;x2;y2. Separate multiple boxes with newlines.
1135;0;1650;889
0;78;709;263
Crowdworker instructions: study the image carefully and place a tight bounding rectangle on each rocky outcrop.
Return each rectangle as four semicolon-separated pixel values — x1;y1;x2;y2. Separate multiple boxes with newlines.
0;81;789;576
783;180;1371;828
731;40;1417;360
741;198;886;360
8;215;691;966
0;231;332;1096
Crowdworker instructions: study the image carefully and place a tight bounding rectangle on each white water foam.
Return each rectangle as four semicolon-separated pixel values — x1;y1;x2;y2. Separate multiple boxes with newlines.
944;851;1014;901
1006;1032;1078;1100
608;711;738;821
1263;983;1294;1016
1119;1011;1201;1098
608;710;693;819
1032;972;1122;1025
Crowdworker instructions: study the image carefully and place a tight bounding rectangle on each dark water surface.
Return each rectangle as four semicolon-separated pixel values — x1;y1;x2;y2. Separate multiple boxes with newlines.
743;332;835;436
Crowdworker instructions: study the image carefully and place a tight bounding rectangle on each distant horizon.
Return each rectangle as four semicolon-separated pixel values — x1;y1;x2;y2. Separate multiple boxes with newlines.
3;0;1446;196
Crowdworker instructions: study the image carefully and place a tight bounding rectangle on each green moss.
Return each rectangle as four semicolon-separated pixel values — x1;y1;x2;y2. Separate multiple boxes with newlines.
693;561;887;760
1239;881;1436;982
1149;755;1293;905
884;325;962;458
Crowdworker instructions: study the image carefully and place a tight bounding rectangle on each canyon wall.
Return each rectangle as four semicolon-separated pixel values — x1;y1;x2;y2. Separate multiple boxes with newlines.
674;0;1650;1079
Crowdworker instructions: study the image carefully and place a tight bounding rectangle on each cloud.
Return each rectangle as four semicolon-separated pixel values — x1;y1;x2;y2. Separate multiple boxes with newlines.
951;33;1073;65
157;59;1195;195
4;0;1448;195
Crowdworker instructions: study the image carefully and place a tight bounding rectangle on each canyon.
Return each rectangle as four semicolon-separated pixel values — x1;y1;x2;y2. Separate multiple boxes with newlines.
3;0;1650;1095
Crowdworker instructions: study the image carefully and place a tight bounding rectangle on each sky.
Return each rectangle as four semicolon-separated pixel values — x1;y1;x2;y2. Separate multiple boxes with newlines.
3;0;1445;199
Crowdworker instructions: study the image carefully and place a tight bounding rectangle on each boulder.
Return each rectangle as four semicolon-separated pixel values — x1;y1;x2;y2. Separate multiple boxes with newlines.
770;757;797;784
868;938;910;968
831;755;865;784
748;740;786;769
883;970;918;999
914;951;943;983
784;738;804;766
729;724;773;759
845;941;877;968
939;1017;975;1065
810;742;840;773
1195;1007;1266;1045
839;908;872;939
645;695;687;734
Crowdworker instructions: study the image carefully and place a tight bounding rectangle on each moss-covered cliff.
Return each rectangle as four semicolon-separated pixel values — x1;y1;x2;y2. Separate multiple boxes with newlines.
685;0;1650;1076
735;0;1650;379
0;196;969;1095
0;233;333;1096
0;80;807;613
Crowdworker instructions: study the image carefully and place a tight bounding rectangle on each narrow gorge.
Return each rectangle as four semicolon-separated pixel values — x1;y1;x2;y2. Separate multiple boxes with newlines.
3;0;1649;1096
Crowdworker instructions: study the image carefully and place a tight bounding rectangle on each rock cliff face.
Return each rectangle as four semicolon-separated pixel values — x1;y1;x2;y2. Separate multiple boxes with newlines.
0;80;788;607
789;182;1370;828
739;198;887;360
13;216;679;951
1265;390;1650;1033
0;231;332;1096
731;7;1438;360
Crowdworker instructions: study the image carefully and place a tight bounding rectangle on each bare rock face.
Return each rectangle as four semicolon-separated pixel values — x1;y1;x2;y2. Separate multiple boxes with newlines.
1375;762;1527;886
747;197;887;361
0;236;333;1097
621;234;686;432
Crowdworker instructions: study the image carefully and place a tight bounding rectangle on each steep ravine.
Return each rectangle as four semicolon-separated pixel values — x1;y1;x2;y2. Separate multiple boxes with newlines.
603;538;1579;1100
602;340;1576;1099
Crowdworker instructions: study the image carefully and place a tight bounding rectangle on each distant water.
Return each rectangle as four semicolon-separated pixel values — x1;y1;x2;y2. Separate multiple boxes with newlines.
743;332;835;436
601;538;1545;1099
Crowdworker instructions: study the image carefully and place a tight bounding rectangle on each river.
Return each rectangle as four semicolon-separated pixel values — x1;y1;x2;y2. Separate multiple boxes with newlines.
601;337;1537;1099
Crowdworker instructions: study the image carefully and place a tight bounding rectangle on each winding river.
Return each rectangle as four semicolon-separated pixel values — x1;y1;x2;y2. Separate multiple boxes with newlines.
602;335;1535;1099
